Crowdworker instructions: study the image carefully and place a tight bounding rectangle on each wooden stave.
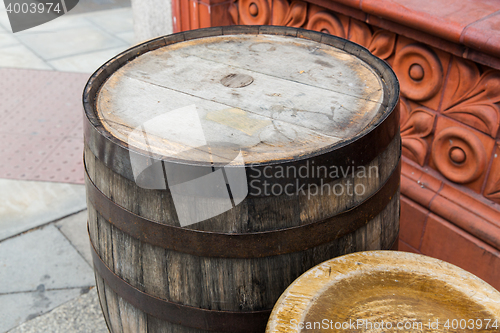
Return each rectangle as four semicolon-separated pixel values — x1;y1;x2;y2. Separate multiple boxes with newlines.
82;26;402;333
88;200;400;333
82;26;400;196
84;160;401;259
85;135;400;333
88;196;400;333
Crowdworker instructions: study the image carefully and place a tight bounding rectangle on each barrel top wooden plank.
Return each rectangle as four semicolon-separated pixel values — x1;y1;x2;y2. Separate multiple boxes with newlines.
97;34;385;164
266;251;500;333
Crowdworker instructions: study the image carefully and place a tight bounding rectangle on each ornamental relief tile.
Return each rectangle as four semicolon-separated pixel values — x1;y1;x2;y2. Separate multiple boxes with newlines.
228;0;500;196
441;57;500;139
229;0;307;27
429;117;495;193
485;144;500;204
392;36;452;111
400;98;436;167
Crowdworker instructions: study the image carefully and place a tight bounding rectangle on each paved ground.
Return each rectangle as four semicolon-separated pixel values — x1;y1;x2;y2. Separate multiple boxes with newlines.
0;1;136;332
0;2;134;71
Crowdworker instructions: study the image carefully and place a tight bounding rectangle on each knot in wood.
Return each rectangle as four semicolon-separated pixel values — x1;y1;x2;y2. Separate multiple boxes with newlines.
221;73;254;88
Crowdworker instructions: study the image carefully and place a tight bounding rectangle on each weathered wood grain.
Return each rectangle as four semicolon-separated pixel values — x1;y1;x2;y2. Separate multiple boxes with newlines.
85;133;400;332
96;35;384;164
266;251;500;333
84;31;400;333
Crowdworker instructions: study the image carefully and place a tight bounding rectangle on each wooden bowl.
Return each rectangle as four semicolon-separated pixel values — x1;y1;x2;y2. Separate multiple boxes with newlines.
266;251;500;332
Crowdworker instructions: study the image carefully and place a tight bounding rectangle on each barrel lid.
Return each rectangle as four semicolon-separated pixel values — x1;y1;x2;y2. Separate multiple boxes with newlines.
266;251;500;333
94;31;387;165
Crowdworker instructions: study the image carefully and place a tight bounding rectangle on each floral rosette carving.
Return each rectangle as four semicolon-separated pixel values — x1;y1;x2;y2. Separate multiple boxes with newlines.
306;11;345;37
230;0;397;60
229;0;307;27
346;19;396;60
227;0;500;193
431;126;487;184
230;0;271;25
393;43;443;101
441;58;500;138
305;12;396;60
400;97;436;166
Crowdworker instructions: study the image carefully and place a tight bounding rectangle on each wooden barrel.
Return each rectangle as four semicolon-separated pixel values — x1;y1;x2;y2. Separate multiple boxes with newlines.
83;26;400;333
266;251;500;332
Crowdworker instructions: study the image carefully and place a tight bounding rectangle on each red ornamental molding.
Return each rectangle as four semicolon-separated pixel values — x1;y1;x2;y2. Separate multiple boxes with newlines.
431;127;487;185
442;58;500;138
229;0;308;27
172;0;500;201
218;0;500;196
393;44;443;102
172;0;500;285
399;98;435;167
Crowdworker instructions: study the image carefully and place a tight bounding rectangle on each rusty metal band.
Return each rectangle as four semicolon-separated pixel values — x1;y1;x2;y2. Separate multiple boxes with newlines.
82;26;400;195
89;236;271;332
85;158;400;259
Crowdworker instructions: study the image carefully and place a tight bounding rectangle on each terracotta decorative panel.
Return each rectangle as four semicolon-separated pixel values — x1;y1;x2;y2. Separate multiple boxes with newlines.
182;0;500;209
392;38;450;111
430;116;495;193
174;0;500;285
229;0;308;26
400;98;435;166
441;57;500;138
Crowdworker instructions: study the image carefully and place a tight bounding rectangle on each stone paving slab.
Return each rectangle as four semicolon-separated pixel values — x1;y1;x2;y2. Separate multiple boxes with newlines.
85;7;133;35
116;30;135;44
0;287;85;333
0;224;94;294
0;27;20;48
131;0;173;41
55;210;92;266
0;179;86;240
3;13;91;34
15;24;128;61
0;1;135;332
0;5;134;73
0;44;53;70
0;223;96;333
48;45;130;73
7;288;108;333
0;7;136;183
